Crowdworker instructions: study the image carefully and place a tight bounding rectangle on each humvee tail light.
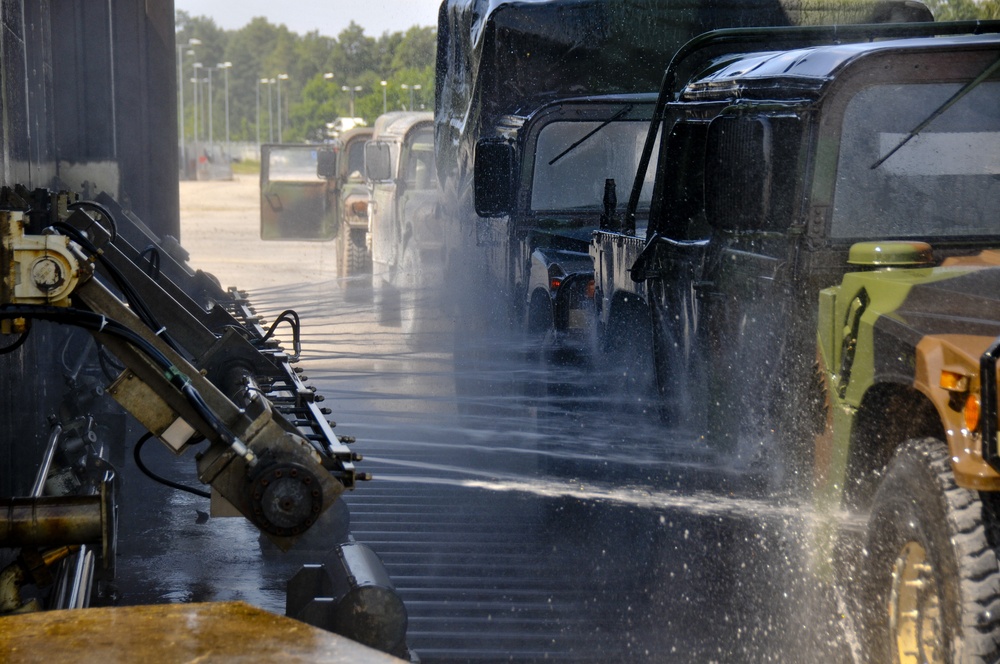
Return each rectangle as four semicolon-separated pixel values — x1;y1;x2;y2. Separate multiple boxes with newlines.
965;394;981;433
940;370;970;393
350;200;368;216
586;279;595;299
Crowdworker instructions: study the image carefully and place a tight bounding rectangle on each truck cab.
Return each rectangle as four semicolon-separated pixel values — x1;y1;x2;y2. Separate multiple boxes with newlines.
335;127;376;280
258;129;374;284
365;112;438;331
620;24;1000;658
439;0;932;346
473;96;658;340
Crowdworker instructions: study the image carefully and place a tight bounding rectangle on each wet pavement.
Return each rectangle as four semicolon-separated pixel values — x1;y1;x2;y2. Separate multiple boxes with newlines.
109;180;858;663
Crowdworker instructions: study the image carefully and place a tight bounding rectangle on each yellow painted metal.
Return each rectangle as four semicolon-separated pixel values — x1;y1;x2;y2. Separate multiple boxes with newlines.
847;241;934;267
889;542;943;664
0;601;404;663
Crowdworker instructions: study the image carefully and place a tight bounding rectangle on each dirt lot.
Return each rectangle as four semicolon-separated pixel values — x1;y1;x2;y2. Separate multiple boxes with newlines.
179;176;340;291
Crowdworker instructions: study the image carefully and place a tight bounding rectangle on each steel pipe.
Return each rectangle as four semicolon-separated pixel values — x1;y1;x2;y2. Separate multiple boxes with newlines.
0;495;106;548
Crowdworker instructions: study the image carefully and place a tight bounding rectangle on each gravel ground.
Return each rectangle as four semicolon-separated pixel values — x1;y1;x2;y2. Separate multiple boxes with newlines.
179;176;340;290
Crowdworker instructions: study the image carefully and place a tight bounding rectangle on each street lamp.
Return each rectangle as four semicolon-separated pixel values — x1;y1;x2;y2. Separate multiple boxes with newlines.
217;62;232;161
176;38;200;175
206;67;214;145
380;80;387;115
257;78;269;153
276;73;289;143
342;85;362;118
401;84;422;111
267;78;275;143
193;62;203;141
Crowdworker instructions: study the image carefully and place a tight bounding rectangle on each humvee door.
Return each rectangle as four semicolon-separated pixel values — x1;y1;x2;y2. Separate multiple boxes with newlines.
260;144;337;241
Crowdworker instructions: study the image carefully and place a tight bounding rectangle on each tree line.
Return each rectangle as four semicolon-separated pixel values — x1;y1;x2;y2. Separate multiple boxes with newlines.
175;12;436;146
177;1;999;148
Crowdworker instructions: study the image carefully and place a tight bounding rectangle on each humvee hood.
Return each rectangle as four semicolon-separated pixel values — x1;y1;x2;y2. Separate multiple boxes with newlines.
884;265;1000;338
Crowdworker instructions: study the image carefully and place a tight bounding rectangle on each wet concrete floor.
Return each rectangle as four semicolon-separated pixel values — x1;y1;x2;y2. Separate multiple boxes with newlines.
109;180;857;662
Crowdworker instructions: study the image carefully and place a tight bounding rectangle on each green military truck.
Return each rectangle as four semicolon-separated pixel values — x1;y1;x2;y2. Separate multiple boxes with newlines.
441;0;925;343
609;21;1000;662
365;111;439;333
817;142;1000;657
259;127;374;284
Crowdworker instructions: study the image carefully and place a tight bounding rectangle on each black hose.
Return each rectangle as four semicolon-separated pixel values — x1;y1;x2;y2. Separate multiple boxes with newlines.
50;221;181;354
68;200;118;242
139;245;161;281
0;326;30;355
133;431;210;499
0;305;241;451
261;309;301;359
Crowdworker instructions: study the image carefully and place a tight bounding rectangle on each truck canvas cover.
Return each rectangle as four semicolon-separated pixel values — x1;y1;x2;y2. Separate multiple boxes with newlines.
434;0;932;188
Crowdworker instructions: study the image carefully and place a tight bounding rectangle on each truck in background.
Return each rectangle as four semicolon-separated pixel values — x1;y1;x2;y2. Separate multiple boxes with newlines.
438;0;931;346
591;19;1000;660
364;111;440;334
258;128;375;290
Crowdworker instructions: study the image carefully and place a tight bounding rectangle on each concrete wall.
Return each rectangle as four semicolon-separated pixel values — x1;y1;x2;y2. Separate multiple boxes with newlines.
0;0;179;497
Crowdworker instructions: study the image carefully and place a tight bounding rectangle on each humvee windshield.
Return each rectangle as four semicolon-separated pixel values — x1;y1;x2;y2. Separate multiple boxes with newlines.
530;120;658;212
832;81;1000;239
345;140;366;181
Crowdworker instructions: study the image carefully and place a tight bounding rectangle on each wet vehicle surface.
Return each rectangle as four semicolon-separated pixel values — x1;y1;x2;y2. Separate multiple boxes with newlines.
107;178;857;663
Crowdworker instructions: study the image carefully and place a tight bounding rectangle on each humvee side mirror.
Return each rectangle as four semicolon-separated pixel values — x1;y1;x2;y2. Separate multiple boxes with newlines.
365;141;392;182
317;150;337;179
474;138;515;217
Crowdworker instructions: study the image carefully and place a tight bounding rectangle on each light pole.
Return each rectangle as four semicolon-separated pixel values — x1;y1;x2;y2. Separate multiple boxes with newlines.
206;67;214;145
401;84;421;111
257;78;267;153
276;73;289;143
342;85;362;118
193;62;203;142
380;80;387;114
218;62;232;160
267;78;275;143
176;38;200;175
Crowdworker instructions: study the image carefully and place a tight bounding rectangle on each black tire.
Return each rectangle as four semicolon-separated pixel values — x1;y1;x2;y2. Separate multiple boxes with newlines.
341;228;371;301
342;228;370;277
860;437;1000;664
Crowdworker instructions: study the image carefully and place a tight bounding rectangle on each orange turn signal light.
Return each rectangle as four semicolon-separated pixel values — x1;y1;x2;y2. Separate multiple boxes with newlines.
940;370;970;393
586;279;595;299
550;277;562;292
350;200;368;216
965;393;981;433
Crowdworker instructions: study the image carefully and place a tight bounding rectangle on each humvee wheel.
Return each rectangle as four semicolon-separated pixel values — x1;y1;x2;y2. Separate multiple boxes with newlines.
861;438;1000;664
889;540;944;663
341;228;371;301
342;228;370;277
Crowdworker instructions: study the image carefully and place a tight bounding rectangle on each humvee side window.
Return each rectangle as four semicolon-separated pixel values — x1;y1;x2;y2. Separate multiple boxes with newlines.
530;121;658;212
404;128;436;190
268;148;321;181
653;121;709;240
703;114;802;234
831;81;1000;239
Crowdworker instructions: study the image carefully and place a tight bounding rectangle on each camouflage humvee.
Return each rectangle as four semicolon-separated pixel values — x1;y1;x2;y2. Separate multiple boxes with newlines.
810;36;1000;664
597;19;1000;660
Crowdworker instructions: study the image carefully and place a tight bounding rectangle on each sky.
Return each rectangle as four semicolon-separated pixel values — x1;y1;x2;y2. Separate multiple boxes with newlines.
174;0;441;38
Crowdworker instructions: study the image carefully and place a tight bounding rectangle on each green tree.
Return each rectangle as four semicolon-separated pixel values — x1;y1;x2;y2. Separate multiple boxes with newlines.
924;0;1000;18
391;27;436;72
176;12;437;143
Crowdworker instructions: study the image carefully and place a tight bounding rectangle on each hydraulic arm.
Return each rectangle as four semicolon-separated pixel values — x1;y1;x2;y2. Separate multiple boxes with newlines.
0;188;365;551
